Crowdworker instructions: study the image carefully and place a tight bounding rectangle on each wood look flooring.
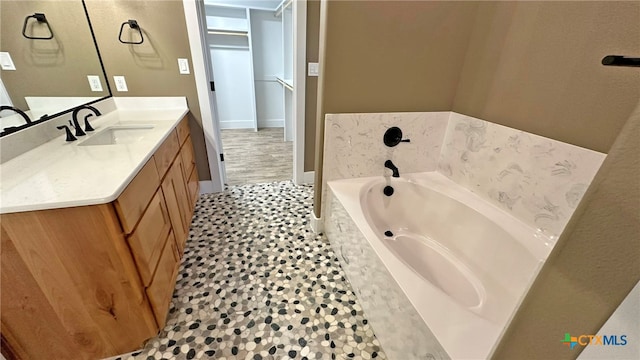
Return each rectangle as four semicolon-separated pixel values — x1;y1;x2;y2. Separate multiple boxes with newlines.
220;128;293;186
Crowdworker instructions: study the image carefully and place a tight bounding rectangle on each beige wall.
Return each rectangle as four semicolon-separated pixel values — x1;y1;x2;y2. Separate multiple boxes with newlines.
313;0;479;215
0;1;108;111
304;0;320;172
85;0;211;180
314;0;640;216
453;1;640;153
491;104;640;360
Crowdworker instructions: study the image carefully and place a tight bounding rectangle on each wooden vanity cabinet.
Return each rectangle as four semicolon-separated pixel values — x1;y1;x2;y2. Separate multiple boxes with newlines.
0;204;159;360
0;116;199;360
120;116;198;326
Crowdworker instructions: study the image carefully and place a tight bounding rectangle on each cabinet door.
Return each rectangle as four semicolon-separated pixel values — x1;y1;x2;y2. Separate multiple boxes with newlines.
161;156;192;255
115;159;160;234
180;136;196;183
180;136;198;206
145;231;179;329
176;117;191;146
187;167;199;208
127;191;172;286
153;131;180;179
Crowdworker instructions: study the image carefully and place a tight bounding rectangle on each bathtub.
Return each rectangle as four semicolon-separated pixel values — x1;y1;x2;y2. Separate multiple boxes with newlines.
325;172;552;359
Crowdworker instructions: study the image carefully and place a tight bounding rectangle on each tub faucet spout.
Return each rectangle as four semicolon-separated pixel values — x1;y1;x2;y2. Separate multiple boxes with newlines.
384;160;400;178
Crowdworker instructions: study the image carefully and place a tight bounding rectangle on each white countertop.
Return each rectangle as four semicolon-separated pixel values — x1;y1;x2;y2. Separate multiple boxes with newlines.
0;97;189;214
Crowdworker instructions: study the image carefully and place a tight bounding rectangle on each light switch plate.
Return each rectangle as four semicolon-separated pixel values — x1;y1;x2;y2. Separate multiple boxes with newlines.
0;52;16;71
113;76;128;92
308;62;319;77
87;75;103;92
178;58;190;74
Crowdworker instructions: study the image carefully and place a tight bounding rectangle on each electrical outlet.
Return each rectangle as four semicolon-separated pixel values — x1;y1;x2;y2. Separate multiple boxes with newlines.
87;75;103;92
113;76;128;92
0;52;16;71
308;62;319;77
178;58;190;74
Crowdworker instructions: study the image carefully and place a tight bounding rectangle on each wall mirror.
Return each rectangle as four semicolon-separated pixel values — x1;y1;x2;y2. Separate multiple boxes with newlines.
0;0;111;137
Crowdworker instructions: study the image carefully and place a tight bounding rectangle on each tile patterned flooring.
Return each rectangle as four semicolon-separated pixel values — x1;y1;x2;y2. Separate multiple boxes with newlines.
221;128;293;186
115;182;387;360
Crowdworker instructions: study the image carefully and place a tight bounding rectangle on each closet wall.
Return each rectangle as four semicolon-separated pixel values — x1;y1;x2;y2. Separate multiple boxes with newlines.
250;9;283;128
205;1;294;140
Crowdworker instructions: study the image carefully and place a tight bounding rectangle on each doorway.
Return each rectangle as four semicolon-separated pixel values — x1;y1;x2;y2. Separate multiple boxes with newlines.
183;0;306;191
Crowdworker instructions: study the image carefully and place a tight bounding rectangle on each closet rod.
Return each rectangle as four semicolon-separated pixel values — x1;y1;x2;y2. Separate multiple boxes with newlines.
274;0;292;17
208;30;248;36
210;45;250;50
276;77;293;91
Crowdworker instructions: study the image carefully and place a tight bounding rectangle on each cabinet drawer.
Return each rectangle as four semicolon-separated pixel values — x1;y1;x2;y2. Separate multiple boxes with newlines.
180;136;196;183
127;191;172;286
187;166;199;208
153;131;179;179
146;231;179;329
115;159;160;234
176;116;190;146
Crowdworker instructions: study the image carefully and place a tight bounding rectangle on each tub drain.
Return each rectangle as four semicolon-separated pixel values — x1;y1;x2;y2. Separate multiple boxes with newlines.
384;230;394;237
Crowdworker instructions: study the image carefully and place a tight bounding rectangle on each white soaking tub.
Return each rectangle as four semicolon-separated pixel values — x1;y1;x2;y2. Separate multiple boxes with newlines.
325;172;552;360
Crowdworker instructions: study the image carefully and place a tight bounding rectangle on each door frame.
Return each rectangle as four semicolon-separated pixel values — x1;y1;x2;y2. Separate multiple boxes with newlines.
183;0;307;190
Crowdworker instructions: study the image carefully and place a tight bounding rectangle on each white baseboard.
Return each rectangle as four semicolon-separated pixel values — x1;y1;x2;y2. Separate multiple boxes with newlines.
199;180;215;194
219;120;255;129
303;171;315;184
310;213;324;234
257;119;284;128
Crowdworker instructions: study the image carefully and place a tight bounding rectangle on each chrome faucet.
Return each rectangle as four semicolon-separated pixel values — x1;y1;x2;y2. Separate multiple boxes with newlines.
384;160;400;178
0;105;33;125
71;105;102;135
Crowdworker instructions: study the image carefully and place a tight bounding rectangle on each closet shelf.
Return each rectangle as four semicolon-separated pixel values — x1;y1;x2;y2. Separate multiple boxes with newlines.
206;15;248;33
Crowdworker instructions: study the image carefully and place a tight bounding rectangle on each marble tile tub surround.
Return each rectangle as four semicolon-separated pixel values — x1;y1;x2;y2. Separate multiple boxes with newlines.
321;112;449;217
321;111;605;240
438;112;606;240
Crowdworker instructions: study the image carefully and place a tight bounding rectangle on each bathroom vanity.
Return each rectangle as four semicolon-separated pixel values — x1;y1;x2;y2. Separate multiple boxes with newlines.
0;98;198;359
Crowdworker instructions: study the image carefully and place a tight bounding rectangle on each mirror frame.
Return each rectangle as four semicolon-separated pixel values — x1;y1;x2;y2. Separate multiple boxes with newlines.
0;0;112;137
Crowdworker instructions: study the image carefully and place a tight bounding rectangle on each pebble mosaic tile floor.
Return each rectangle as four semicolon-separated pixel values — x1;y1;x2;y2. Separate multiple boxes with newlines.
114;181;387;360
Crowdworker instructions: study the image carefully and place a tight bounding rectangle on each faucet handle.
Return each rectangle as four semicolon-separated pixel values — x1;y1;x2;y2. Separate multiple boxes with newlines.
384;127;410;147
83;114;95;132
57;125;77;142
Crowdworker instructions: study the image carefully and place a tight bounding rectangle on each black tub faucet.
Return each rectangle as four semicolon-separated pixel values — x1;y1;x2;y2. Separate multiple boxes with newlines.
384;160;400;178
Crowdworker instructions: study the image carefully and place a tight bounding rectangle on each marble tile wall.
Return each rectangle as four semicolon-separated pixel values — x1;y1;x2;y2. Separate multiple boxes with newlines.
321;112;449;218
321;111;606;240
438;112;606;240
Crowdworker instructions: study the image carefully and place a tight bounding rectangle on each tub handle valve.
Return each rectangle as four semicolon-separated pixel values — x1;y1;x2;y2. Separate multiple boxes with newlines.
384;126;410;147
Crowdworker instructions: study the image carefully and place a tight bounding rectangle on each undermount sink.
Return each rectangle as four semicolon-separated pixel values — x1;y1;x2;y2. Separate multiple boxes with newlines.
78;125;155;146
